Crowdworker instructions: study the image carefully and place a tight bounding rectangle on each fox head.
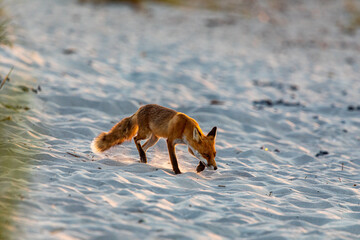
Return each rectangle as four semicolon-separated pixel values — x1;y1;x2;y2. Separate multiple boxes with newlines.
188;126;217;170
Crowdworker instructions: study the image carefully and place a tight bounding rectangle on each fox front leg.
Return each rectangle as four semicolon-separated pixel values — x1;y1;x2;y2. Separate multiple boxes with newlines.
166;139;181;174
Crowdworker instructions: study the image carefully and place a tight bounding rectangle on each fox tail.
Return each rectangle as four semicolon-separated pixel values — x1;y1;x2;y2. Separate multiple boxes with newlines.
91;114;138;153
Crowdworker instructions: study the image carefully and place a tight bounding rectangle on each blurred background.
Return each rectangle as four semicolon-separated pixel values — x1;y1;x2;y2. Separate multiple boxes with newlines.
1;0;360;239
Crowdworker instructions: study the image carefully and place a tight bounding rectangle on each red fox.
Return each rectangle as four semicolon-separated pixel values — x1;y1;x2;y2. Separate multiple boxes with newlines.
91;104;217;174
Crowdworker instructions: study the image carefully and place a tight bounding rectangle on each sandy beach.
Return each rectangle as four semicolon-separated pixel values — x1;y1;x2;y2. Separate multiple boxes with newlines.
0;0;360;239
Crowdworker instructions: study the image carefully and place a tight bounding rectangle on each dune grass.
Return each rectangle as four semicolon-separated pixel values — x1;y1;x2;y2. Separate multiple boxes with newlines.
77;0;254;13
343;0;360;34
0;0;11;46
0;72;38;240
80;0;360;35
78;0;177;7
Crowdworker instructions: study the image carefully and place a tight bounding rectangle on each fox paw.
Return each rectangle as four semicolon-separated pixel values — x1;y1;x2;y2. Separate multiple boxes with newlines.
140;156;147;163
196;161;206;173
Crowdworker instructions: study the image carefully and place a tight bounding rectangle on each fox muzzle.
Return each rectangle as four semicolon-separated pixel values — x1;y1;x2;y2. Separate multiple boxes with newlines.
207;163;217;170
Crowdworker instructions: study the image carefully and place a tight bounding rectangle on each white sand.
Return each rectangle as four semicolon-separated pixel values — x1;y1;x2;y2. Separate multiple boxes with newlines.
1;0;360;239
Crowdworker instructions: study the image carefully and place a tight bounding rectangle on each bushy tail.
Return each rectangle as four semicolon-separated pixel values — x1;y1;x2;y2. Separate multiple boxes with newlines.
91;114;138;153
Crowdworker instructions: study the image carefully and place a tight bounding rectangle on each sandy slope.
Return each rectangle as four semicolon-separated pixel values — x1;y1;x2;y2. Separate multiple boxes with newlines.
1;0;360;239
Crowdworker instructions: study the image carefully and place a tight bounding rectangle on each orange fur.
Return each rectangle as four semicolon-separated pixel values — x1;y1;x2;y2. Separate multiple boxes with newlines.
91;116;138;153
91;104;217;174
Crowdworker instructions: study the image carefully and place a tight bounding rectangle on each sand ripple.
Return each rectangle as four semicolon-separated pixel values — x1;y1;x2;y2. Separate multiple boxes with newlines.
1;0;360;239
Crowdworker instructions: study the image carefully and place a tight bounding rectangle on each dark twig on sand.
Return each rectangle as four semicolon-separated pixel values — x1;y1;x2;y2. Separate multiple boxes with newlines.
315;150;329;157
253;99;303;108
0;66;14;90
253;80;299;92
67;152;81;158
347;105;360;111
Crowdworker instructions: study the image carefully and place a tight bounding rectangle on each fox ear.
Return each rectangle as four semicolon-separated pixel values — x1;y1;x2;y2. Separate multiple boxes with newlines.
193;128;201;142
207;126;217;139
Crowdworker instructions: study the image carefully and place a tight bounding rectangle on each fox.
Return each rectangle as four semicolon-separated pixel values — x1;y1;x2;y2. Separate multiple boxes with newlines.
91;104;217;174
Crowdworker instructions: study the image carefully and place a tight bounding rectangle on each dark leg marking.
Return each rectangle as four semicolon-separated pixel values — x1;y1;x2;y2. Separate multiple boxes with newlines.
167;139;181;174
134;136;148;163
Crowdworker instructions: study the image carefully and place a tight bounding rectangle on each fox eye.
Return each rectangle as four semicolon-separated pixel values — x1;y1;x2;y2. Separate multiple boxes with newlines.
203;153;210;159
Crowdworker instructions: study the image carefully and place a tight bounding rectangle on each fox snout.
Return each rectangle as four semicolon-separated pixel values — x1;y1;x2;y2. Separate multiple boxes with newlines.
210;165;217;170
207;163;217;170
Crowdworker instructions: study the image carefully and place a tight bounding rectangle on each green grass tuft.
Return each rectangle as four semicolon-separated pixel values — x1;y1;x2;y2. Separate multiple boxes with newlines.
77;0;249;13
0;72;39;240
342;0;360;34
0;0;12;46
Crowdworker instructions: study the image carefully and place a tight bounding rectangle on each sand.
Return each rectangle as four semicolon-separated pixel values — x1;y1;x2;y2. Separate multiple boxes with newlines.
0;0;360;239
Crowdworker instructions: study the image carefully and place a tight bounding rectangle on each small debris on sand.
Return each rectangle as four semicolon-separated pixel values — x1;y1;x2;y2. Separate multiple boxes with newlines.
210;99;225;105
315;151;329;157
63;48;76;55
253;99;302;108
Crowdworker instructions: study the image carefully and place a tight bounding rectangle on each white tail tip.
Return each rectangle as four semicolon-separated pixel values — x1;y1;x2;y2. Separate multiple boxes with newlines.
91;138;101;154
